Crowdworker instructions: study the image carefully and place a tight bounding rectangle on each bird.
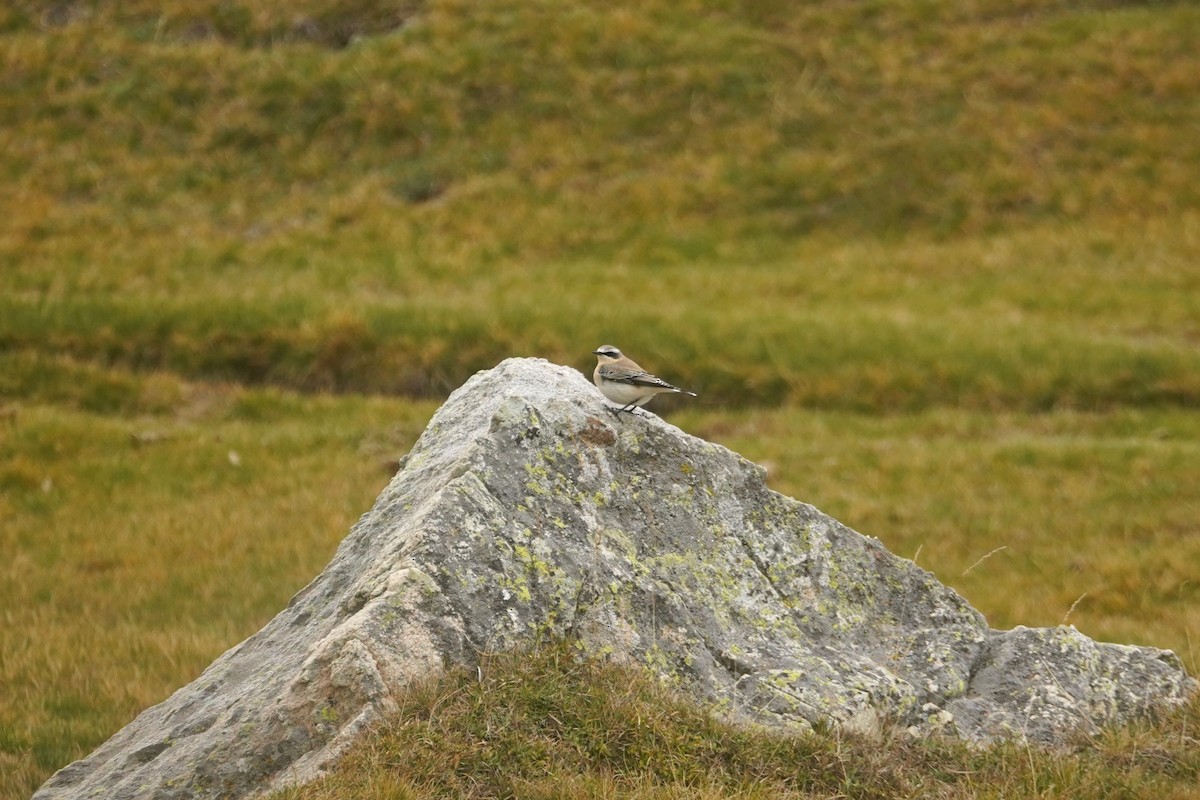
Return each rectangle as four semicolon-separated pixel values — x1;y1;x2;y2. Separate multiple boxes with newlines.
591;345;697;416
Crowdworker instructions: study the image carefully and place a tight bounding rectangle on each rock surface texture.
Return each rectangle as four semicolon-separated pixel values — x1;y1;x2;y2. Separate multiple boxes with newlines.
36;358;1196;799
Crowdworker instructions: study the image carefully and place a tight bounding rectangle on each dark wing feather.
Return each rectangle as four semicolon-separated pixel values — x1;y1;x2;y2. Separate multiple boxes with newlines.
599;364;680;390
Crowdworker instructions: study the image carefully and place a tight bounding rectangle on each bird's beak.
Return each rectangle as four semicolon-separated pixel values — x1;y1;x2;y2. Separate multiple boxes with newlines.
591;349;603;355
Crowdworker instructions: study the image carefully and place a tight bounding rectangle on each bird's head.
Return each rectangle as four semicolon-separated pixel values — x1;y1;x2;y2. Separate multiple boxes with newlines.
592;344;623;362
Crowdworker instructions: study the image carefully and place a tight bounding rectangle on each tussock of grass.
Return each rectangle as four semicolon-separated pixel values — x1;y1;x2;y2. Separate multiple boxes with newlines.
275;645;1200;800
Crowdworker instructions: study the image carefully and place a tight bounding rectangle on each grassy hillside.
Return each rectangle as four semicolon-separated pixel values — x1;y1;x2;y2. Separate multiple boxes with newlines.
3;0;1199;403
3;0;1199;797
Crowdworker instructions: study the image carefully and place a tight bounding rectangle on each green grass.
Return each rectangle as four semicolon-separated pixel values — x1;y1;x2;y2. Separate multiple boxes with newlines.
5;0;1199;260
3;1;1200;405
3;0;1200;797
274;646;1200;800
4;219;1199;406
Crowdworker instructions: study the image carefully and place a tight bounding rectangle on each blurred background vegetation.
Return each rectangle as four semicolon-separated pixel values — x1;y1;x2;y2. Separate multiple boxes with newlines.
2;0;1198;796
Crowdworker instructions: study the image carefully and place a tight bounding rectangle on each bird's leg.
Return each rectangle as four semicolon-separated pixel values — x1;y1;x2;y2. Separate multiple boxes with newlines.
604;403;644;419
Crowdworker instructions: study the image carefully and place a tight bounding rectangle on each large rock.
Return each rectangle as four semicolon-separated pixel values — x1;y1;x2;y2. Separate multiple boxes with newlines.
36;358;1196;799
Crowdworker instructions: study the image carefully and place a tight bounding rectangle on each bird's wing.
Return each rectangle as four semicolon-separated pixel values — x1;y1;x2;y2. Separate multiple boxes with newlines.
599;364;679;390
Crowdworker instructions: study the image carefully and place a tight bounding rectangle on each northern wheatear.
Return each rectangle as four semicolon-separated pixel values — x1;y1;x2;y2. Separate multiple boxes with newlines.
592;345;697;415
